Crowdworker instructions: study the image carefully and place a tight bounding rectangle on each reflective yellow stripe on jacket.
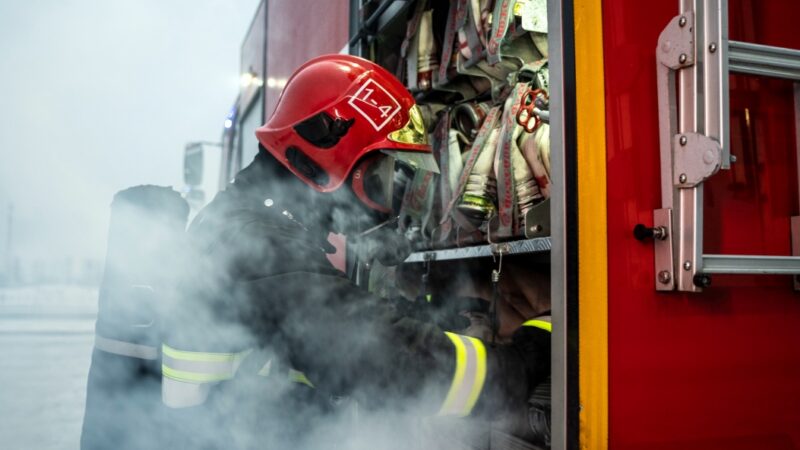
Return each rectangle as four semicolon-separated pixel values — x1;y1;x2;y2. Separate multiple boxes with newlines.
161;344;251;383
438;332;487;417
522;319;552;333
161;344;251;408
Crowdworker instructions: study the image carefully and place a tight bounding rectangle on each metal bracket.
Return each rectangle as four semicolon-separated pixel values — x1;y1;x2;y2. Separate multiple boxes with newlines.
524;198;551;238
655;10;702;292
654;208;675;291
657;12;695;70
656;11;697;208
673;133;722;187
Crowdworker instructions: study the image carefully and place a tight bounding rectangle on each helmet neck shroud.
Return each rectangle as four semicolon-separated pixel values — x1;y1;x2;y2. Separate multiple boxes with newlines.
233;147;386;237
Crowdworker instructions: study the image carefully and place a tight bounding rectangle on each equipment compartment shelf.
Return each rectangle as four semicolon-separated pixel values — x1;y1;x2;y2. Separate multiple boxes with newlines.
404;237;552;263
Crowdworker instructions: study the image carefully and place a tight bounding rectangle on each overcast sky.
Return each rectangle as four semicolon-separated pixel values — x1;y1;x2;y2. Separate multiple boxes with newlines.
0;0;260;262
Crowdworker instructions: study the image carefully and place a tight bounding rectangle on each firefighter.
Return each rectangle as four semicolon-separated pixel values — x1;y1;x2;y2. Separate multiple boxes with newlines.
161;54;550;449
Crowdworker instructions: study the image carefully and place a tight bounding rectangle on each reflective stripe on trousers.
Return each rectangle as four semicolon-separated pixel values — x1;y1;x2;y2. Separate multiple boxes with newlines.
161;344;251;408
94;335;158;360
438;332;487;417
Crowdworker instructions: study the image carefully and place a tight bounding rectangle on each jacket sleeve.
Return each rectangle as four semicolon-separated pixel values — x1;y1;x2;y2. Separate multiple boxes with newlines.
236;271;541;419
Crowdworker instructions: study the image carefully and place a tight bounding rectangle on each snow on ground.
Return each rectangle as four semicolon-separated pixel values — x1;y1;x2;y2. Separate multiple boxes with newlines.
0;285;98;449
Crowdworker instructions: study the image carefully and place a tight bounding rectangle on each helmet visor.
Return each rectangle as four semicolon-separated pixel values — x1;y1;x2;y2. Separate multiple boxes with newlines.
387;105;428;146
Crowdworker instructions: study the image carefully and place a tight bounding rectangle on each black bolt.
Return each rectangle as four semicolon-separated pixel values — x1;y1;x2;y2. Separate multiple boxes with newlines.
633;224;653;241
693;274;712;288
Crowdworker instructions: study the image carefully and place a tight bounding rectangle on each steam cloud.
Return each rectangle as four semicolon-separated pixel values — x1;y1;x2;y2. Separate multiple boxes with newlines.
79;153;548;449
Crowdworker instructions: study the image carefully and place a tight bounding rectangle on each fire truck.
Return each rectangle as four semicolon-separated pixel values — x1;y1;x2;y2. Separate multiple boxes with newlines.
182;0;800;448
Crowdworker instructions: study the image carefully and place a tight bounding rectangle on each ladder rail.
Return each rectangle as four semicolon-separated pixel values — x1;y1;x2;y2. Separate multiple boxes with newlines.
729;40;800;81
703;255;800;275
652;0;800;290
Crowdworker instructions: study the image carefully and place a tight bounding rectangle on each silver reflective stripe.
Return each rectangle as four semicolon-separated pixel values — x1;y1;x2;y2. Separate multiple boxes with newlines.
162;376;211;409
94;335;158;360
438;332;487;417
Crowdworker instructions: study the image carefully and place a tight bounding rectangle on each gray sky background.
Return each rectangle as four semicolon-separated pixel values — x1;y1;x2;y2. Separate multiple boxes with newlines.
0;0;260;262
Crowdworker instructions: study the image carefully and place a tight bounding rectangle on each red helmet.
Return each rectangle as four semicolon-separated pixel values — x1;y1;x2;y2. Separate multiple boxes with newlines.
255;54;436;211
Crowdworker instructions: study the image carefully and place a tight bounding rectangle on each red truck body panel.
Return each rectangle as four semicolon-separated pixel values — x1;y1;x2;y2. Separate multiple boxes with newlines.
263;0;350;120
603;1;800;448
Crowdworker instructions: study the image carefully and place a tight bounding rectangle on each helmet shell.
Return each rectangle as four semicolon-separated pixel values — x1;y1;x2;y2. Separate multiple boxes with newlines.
256;54;430;192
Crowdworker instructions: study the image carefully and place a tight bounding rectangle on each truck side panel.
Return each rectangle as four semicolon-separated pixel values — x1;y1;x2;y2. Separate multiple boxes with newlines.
603;0;800;448
263;0;350;121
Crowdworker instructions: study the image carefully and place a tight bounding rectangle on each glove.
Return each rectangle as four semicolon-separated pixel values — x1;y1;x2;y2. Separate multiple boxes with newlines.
498;325;552;444
510;324;551;387
388;296;480;332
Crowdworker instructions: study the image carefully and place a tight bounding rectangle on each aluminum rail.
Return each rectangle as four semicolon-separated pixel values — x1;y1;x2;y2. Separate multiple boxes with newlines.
702;254;800;274
729;40;800;81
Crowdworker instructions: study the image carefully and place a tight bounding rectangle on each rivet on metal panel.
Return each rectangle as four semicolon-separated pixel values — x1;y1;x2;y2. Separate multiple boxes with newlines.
730;154;737;163
683;260;692;271
679;53;688;64
679;174;687;183
678;16;687;27
658;271;672;284
708;42;717;53
679;135;687;146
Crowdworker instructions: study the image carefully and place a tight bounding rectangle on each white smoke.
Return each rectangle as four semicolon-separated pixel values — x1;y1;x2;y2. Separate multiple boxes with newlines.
0;1;260;448
0;1;552;448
